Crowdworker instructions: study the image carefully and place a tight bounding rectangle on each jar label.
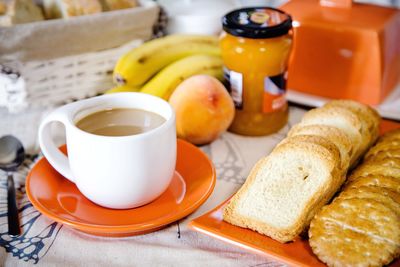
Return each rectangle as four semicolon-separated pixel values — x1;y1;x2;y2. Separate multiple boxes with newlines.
223;67;243;109
250;12;270;24
235;9;289;29
263;73;287;113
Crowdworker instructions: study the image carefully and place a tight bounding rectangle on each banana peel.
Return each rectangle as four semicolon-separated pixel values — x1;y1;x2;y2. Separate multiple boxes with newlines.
113;34;220;87
140;54;223;100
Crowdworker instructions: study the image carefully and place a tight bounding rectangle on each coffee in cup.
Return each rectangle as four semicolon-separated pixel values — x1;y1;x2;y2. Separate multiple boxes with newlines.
38;93;176;209
75;108;166;137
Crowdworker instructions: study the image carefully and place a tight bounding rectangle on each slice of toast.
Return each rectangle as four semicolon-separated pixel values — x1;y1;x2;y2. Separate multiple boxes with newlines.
223;138;340;243
295;106;364;167
288;124;353;171
323;100;380;147
277;134;344;191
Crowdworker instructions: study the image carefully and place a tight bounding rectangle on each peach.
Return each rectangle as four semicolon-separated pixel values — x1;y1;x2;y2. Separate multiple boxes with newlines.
169;75;235;145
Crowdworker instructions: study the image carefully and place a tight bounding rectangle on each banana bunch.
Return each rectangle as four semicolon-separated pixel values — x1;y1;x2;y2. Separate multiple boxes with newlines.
108;34;223;98
141;55;223;100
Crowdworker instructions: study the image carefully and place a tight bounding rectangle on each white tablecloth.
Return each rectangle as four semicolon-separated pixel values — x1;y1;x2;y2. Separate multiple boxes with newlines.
0;105;307;267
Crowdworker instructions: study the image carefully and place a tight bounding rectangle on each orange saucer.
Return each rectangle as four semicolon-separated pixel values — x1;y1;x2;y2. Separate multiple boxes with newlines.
26;139;216;237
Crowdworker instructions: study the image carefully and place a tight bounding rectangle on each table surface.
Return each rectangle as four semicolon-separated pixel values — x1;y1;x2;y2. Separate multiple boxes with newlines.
0;1;399;265
0;104;398;267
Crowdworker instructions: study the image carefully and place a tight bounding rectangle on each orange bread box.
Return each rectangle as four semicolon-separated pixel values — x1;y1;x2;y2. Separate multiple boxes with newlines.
280;0;400;105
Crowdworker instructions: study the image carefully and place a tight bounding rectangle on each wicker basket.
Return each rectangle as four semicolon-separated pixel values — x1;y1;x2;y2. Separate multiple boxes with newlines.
0;1;160;113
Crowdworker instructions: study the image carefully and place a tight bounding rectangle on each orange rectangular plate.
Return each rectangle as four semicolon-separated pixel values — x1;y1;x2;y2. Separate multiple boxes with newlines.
189;120;400;266
189;198;325;266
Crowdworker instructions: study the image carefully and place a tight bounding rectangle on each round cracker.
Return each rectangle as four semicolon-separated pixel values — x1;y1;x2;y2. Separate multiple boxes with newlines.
375;138;400;147
348;163;400;181
378;129;400;144
336;187;400;216
310;219;398;267
365;142;400;159
345;175;400;193
363;157;400;169
325;199;400;242
365;149;400;162
309;198;400;267
340;185;400;204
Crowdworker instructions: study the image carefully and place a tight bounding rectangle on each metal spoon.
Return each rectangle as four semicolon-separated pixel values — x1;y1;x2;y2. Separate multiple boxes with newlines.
0;135;25;236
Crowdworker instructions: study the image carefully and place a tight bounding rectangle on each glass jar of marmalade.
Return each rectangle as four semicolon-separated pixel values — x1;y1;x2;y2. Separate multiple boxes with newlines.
221;7;293;136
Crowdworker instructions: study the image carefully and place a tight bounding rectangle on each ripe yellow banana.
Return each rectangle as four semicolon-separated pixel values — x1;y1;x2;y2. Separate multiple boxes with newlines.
113;34;220;87
140;54;223;100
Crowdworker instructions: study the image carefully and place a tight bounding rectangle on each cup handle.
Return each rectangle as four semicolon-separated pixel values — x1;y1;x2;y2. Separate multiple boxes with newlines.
38;108;75;183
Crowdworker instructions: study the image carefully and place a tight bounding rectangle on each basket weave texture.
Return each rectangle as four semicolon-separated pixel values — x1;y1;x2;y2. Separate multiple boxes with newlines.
0;1;159;113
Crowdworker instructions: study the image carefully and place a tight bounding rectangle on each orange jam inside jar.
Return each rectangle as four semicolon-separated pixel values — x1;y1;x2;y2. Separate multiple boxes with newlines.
221;7;293;136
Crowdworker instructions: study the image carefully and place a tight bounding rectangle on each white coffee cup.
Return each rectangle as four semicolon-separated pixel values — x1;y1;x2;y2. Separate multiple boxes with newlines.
38;93;176;209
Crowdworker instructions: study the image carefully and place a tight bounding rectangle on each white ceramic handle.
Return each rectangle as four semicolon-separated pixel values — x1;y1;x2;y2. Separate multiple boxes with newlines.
38;108;75;183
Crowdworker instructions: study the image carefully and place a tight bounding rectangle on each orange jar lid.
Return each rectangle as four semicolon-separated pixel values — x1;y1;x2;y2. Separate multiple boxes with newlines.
222;7;292;39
